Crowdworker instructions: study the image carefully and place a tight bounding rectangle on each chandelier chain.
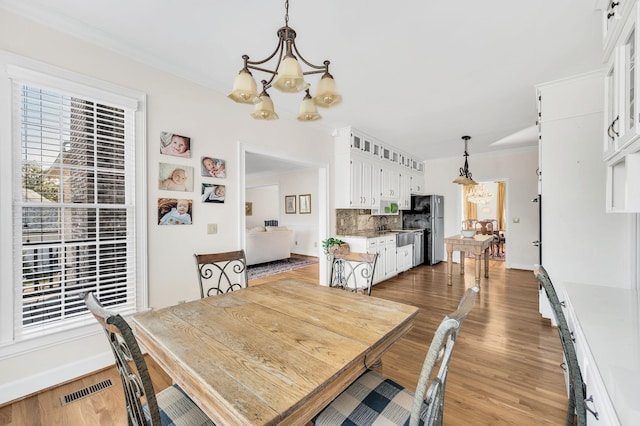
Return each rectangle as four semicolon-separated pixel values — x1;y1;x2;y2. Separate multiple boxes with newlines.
285;0;289;26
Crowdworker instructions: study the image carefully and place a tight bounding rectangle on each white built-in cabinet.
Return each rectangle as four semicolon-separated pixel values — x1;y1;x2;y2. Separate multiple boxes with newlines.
396;244;413;273
340;235;398;284
334;127;425;214
602;0;640;212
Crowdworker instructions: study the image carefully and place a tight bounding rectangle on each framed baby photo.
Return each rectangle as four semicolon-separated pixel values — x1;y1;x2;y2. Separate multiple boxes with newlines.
285;195;296;214
160;131;191;158
158;198;193;225
299;194;311;214
158;163;194;192
201;156;226;178
202;183;226;203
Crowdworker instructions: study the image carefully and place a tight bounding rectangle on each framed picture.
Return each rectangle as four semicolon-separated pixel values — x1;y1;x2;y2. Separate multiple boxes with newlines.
245;202;253;216
158;163;194;192
157;198;192;225
202;183;225;203
285;195;296;214
201;156;226;178
160;131;191;158
299;194;311;214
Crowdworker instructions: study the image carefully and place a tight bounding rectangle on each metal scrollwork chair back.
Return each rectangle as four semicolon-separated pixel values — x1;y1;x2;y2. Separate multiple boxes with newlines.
80;292;214;425
534;264;587;426
194;250;248;298
313;286;479;426
329;252;378;296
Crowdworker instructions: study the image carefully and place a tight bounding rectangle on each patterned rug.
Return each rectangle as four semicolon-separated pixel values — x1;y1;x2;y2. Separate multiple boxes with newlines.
247;257;319;280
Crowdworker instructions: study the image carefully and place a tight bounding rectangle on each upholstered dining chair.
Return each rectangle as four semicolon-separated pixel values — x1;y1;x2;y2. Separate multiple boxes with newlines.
534;265;587;426
329;252;378;296
80;292;215;426
313;285;480;426
194;250;248;298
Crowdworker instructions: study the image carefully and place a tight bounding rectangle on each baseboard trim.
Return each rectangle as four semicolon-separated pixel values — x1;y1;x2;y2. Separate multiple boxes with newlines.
0;351;113;406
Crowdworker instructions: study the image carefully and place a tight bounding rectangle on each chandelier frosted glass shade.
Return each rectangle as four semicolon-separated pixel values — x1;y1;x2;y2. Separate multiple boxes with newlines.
251;92;279;120
313;73;342;108
273;56;308;93
297;90;321;121
227;68;259;104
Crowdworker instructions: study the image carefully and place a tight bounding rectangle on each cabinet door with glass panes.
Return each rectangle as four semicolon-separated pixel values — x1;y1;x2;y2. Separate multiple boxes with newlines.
605;3;640;160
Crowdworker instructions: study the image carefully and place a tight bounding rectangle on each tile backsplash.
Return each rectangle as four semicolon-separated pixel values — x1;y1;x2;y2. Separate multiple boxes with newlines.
335;209;401;235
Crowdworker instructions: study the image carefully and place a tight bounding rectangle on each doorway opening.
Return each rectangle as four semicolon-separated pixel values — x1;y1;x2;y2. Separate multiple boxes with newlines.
461;180;507;261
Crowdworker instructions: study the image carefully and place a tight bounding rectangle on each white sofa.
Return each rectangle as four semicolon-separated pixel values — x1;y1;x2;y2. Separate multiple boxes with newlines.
245;226;293;265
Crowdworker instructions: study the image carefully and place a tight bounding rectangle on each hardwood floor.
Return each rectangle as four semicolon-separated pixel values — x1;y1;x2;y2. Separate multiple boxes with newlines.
0;258;567;425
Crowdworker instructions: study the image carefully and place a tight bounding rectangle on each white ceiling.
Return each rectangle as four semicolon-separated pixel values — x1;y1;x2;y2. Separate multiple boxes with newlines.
2;0;605;163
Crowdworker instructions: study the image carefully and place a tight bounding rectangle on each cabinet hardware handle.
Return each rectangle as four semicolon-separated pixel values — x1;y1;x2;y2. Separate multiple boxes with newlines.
607;11;616;19
570;331;575;342
560;300;566;307
560;362;567;372
585;395;600;420
611;115;620;137
610;1;619;9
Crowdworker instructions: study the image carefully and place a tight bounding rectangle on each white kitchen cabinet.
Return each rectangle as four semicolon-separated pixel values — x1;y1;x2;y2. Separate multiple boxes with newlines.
602;0;637;60
340;235;398;285
604;2;640;160
606;151;640;211
334;126;423;212
396;244;413;273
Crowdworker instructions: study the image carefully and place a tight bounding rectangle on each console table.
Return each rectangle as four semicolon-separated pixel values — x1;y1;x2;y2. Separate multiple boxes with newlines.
444;234;493;285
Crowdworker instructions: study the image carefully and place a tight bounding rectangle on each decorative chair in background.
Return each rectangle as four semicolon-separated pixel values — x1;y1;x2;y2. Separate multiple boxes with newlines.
80;292;214;426
194;250;248;298
534;265;587;426
313;286;480;426
462;218;477;231
329;252;378;296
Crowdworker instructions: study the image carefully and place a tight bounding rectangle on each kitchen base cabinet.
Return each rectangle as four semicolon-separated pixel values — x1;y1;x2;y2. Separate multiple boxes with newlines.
396;244;413;273
339;235;398;285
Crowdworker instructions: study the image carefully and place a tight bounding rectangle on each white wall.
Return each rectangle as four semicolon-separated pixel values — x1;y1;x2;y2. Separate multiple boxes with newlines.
0;10;334;402
247;169;320;257
245;185;279;228
424;148;539;270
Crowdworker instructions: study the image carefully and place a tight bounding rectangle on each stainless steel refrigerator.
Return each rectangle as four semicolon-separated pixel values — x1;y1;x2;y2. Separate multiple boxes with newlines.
403;195;444;265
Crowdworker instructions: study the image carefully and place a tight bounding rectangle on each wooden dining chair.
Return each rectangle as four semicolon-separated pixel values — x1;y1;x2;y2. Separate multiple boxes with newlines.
313;286;480;426
534;265;587;426
194;249;248;298
329;252;378;296
80;292;215;426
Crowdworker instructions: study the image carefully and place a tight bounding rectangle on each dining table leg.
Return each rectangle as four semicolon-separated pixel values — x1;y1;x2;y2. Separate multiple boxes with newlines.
484;248;489;278
446;243;453;285
460;251;465;275
474;248;482;285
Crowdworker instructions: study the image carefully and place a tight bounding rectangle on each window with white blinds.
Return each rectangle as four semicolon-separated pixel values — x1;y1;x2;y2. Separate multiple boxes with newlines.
9;71;140;339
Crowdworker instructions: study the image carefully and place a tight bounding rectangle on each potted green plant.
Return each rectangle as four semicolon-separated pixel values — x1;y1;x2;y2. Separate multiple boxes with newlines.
321;237;349;257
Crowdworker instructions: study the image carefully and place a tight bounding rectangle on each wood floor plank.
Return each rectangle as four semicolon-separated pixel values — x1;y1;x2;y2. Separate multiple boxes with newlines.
0;258;567;425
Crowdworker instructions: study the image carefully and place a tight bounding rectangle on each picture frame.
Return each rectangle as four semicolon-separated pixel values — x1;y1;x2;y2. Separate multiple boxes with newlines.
245;202;253;216
285;195;296;214
158;163;194;192
160;131;191;158
201;156;226;178
201;183;225;203
157;198;193;225
299;194;311;214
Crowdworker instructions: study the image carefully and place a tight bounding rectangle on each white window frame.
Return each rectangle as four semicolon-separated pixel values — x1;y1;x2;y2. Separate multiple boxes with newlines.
0;51;147;357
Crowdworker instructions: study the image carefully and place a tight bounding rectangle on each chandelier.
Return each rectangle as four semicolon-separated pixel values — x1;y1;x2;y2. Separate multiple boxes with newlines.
467;184;493;204
453;135;477;185
227;0;342;121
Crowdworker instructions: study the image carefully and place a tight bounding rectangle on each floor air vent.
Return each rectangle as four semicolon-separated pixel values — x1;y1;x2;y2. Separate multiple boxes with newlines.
60;378;113;406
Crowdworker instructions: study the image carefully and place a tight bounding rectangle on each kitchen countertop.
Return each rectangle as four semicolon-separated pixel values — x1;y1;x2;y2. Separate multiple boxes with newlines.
338;229;425;239
563;282;640;425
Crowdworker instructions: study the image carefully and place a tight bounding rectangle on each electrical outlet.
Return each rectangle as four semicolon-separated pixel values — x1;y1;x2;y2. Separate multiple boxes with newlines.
207;223;218;234
513;217;520;223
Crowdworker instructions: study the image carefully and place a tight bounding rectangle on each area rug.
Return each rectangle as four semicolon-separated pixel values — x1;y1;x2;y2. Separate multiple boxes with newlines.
248;257;319;280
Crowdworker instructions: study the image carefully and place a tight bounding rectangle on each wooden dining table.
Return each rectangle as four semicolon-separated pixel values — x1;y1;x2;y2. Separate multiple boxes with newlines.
132;278;419;426
444;234;494;285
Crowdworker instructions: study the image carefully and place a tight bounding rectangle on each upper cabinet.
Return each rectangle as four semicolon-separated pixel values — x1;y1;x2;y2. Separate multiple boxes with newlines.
602;0;636;59
334;127;424;212
601;0;640;211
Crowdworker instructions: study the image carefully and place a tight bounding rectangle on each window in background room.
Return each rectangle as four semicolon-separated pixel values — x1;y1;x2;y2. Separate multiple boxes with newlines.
1;58;146;345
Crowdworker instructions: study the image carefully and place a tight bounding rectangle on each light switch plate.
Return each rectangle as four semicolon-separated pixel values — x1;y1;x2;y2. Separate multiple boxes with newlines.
207;223;218;234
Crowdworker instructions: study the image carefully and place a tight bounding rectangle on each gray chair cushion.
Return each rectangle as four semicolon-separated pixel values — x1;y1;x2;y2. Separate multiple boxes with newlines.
144;384;215;425
313;370;428;426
